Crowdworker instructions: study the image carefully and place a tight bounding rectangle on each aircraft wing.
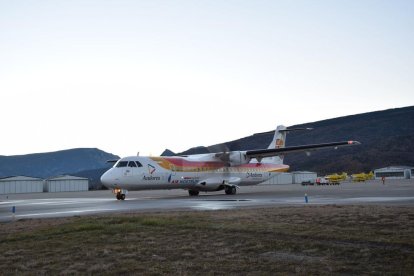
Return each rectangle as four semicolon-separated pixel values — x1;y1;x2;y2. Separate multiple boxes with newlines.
246;141;360;160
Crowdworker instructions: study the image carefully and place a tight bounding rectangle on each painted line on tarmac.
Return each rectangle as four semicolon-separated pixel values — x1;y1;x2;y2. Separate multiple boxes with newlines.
15;208;117;218
0;198;115;207
343;196;414;203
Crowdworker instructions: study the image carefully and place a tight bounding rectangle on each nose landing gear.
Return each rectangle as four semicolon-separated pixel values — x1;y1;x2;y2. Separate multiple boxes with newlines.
113;188;128;200
116;192;126;200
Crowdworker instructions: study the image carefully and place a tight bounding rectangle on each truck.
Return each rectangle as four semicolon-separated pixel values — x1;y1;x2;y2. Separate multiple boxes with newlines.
315;177;329;185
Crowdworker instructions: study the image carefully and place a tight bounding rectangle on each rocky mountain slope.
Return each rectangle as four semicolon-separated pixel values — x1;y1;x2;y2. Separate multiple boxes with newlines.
174;106;414;174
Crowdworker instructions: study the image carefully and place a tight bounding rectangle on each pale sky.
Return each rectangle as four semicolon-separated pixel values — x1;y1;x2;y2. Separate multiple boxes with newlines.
1;0;413;157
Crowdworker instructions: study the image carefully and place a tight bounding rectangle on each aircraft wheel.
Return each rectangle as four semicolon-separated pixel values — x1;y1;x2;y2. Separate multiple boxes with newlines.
121;194;126;200
225;186;236;195
188;190;199;196
116;193;121;200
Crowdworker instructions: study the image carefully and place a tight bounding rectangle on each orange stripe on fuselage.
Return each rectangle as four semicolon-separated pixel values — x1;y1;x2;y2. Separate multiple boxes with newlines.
150;157;289;173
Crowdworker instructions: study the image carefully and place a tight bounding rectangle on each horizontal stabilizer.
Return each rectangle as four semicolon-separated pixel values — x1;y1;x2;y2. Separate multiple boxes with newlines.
278;127;313;132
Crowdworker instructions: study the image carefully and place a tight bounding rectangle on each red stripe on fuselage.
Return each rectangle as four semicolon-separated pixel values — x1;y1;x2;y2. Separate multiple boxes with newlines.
163;157;223;168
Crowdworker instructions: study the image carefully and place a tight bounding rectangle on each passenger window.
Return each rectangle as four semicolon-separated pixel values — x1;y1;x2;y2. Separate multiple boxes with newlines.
135;161;143;167
116;161;128;168
128;161;137;167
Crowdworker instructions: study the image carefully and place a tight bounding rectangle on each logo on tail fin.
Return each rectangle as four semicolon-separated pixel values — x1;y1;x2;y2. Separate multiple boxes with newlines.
275;139;284;149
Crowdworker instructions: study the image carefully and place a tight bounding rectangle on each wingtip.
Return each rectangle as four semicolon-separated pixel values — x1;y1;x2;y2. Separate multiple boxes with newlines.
348;141;361;145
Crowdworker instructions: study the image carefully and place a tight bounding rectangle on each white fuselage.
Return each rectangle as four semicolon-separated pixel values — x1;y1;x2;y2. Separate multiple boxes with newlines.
100;153;289;192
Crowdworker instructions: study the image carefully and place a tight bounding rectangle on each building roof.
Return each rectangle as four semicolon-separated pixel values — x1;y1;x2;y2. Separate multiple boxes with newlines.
375;166;414;171
47;175;89;181
292;171;317;174
0;176;44;181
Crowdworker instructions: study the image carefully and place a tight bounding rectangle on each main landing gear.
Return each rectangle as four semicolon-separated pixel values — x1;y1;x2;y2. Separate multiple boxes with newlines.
188;186;237;196
188;190;200;196
225;186;237;195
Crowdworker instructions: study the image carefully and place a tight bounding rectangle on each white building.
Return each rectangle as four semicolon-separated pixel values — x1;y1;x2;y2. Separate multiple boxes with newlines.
0;176;44;194
44;175;89;192
374;166;413;180
261;171;317;185
262;172;293;185
292;171;317;184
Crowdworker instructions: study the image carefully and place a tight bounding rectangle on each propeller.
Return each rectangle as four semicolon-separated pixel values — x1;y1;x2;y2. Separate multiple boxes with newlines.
207;143;231;166
206;143;234;190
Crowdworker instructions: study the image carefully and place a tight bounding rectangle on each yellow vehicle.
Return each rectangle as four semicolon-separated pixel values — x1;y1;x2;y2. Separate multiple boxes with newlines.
325;172;347;185
352;171;374;182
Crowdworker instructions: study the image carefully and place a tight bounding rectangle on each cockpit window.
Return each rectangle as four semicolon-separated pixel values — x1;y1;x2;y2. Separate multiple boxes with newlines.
135;161;143;167
116;161;128;168
128;161;137;167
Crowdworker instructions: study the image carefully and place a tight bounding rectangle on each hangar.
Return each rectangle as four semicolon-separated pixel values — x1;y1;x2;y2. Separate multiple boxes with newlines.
374;166;413;180
0;176;44;194
263;173;293;185
262;171;317;185
44;175;89;192
292;171;317;184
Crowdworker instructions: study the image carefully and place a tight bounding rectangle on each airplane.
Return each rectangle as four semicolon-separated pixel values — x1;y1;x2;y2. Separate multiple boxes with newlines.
100;125;360;200
352;171;374;182
325;172;348;184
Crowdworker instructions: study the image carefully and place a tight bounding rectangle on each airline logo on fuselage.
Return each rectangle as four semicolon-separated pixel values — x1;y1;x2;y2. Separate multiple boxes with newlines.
247;172;263;178
143;175;161;181
148;164;156;174
169;175;199;184
142;164;159;180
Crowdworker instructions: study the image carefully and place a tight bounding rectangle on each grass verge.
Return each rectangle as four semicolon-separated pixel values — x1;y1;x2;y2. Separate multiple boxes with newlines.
1;205;414;275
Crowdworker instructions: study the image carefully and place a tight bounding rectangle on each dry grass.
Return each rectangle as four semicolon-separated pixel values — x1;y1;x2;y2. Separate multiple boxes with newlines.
1;205;414;275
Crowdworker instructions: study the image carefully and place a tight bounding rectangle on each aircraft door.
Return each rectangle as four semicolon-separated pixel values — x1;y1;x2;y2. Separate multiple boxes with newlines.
170;165;176;176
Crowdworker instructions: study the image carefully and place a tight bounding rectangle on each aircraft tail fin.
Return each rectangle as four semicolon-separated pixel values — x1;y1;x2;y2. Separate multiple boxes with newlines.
262;125;287;164
261;125;313;164
267;125;287;150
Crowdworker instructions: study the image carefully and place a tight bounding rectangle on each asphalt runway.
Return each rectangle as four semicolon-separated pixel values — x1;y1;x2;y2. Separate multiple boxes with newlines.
1;179;414;222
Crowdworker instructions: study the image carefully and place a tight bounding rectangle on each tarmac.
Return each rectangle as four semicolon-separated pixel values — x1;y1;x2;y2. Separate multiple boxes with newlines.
1;179;413;222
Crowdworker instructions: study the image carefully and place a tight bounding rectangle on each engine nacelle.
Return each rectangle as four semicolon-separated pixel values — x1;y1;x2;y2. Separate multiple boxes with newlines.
195;176;241;191
195;178;225;191
228;151;249;166
215;151;249;166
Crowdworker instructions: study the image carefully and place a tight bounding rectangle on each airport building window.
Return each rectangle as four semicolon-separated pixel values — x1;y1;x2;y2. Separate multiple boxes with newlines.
375;171;404;178
116;161;128;168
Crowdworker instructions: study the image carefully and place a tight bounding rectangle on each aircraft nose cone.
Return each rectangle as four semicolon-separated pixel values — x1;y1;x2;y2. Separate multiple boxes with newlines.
100;170;113;186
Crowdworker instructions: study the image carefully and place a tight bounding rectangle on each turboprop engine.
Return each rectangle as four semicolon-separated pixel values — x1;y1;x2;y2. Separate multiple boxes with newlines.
195;177;225;191
195;176;241;191
215;151;249;166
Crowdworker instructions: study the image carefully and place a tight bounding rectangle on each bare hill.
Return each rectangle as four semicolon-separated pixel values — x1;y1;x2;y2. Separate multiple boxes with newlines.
176;106;414;174
0;148;118;179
